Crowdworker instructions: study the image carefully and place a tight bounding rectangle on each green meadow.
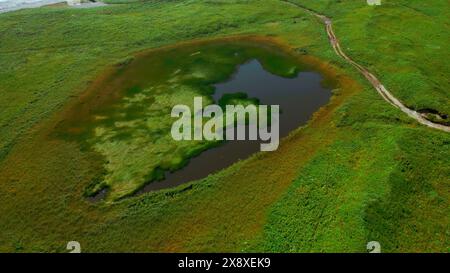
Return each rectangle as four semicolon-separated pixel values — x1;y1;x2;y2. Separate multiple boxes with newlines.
0;0;448;252
287;0;450;122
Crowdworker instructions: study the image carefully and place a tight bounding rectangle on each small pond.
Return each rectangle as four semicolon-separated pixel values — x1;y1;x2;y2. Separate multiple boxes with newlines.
57;38;333;200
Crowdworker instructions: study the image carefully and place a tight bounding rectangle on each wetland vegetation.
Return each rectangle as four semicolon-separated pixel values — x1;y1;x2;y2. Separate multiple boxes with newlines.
57;40;332;200
0;0;448;252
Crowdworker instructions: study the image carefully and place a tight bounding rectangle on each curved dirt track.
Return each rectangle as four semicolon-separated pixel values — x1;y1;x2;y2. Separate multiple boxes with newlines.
284;1;450;132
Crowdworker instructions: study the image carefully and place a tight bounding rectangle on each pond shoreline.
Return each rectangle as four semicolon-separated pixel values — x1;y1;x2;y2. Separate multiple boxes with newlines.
68;36;339;202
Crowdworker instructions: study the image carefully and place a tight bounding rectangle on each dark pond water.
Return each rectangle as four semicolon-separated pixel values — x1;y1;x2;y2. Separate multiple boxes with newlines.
140;59;332;193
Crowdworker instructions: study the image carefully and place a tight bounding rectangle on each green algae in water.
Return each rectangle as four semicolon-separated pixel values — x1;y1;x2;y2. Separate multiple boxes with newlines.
59;40;312;201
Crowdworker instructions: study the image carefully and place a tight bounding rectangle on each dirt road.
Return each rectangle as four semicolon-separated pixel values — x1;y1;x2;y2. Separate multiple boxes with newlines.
284;1;450;132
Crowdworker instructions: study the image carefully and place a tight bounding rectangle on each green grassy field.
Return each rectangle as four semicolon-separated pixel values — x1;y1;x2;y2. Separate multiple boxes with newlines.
287;0;450;122
0;0;448;252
